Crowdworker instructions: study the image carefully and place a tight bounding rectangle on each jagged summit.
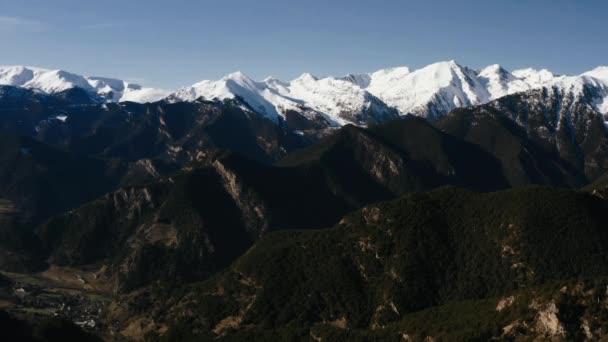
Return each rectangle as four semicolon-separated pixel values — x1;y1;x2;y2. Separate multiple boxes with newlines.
293;72;319;82
222;71;254;82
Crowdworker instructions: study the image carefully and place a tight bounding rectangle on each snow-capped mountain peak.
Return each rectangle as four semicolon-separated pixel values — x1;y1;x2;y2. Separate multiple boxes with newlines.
5;62;608;126
370;66;411;78
292;73;319;84
0;65;169;103
479;63;505;73
262;76;283;84
478;64;537;100
0;65;36;85
583;66;608;84
222;71;255;83
168;61;608;126
26;69;92;93
354;60;487;119
478;64;512;83
171;70;399;126
511;68;561;88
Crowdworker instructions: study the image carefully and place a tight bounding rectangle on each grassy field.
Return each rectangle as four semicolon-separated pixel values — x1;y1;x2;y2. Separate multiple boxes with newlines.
1;265;113;334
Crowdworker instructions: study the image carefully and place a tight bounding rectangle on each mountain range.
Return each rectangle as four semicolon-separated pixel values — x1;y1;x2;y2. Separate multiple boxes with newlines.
3;60;608;341
0;65;170;103
3;62;608;127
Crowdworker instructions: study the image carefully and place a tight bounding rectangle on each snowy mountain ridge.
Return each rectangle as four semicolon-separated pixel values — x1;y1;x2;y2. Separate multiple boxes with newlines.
0;65;170;103
2;62;607;127
171;61;608;125
169;70;399;126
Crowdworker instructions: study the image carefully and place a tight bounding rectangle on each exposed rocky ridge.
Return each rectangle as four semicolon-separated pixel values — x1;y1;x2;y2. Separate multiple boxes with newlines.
438;85;608;181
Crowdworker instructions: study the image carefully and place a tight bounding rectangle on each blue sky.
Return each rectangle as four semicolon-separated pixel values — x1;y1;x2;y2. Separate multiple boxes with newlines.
0;0;605;88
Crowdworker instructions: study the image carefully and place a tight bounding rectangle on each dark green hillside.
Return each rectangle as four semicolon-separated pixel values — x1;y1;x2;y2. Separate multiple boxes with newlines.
0;133;169;225
0;133;117;223
36;152;356;292
0;87;309;165
153;186;608;340
0;132;175;272
278;116;510;203
41;109;570;296
437;108;586;187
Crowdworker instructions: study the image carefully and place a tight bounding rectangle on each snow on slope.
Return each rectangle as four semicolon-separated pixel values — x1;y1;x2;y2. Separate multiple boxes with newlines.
171;71;398;126
349;62;608;118
171;61;608;126
359;61;491;119
267;73;398;125
170;71;302;121
559;75;608;115
478;64;538;100
504;70;608;116
583;66;608;84
119;87;173;103
4;62;607;124
511;68;563;88
0;65;169;103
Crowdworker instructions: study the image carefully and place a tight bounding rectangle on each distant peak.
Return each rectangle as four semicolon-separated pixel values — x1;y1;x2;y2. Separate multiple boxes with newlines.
587;66;608;72
437;60;459;67
0;65;45;72
582;66;608;83
1;65;26;71
482;64;504;72
224;71;251;80
0;64;165;103
512;68;556;80
422;60;464;72
262;76;288;88
513;67;553;75
479;64;509;77
293;73;318;82
370;66;411;77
